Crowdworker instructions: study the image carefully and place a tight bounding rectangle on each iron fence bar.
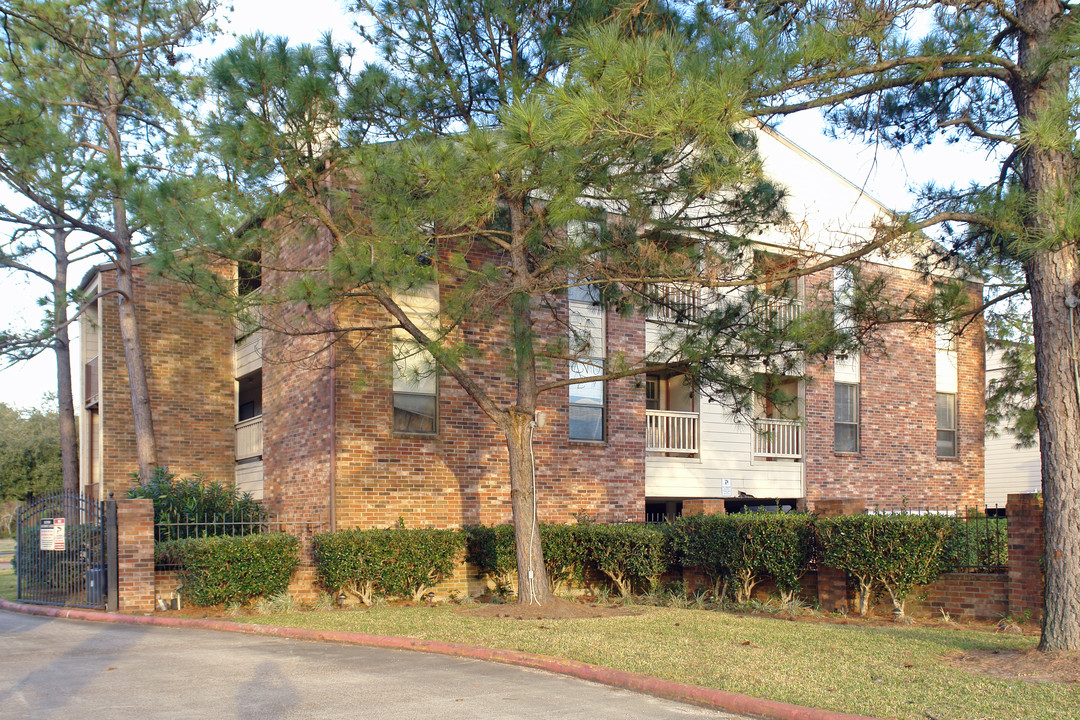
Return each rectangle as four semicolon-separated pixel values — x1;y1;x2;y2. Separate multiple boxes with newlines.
105;498;118;612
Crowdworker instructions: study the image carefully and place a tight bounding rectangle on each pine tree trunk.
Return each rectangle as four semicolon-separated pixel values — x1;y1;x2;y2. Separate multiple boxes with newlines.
114;248;159;482
51;233;79;495
505;409;554;606
1018;0;1080;652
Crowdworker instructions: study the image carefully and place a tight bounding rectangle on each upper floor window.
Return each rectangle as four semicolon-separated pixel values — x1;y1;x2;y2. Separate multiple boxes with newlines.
392;286;440;435
937;392;957;457
238;249;262;296
834;382;859;453
569;281;605;441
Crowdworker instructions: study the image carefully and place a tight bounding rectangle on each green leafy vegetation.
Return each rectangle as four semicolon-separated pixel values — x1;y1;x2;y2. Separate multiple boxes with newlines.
157;533;299;606
0;402;62;512
126;467;265;540
314;526;463;604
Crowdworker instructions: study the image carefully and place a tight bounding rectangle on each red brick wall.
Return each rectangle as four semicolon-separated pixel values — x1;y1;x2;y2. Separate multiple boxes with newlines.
96;264;235;497
803;267;984;510
1007;493;1044;619
115;498;155;612
908;572;1009;620
330;257;645;530
260;225;334;528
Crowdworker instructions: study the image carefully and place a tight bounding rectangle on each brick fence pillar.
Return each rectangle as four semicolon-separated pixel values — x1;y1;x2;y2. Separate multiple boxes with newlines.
1007;493;1044;620
814;498;865;614
682;499;727;515
115;498;155;613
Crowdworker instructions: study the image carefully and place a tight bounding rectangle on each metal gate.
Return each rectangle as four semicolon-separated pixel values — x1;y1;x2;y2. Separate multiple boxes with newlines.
15;491;115;610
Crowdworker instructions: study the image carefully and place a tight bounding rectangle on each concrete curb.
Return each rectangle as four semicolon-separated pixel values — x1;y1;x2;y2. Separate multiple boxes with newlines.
0;597;878;720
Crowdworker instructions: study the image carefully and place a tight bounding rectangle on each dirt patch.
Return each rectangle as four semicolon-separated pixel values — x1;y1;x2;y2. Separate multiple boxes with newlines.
457;596;638;620
943;648;1080;684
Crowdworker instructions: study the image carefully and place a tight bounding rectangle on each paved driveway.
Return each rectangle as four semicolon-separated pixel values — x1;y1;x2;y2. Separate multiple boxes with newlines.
0;610;746;720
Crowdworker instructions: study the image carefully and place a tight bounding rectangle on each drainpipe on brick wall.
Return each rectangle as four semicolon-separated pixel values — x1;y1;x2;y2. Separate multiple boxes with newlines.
328;304;337;533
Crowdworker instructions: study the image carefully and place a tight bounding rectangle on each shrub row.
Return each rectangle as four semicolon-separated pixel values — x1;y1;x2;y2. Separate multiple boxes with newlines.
313;527;463;604
157;533;299;606
464;513;961;616
128;467;265;541
157;512;969;616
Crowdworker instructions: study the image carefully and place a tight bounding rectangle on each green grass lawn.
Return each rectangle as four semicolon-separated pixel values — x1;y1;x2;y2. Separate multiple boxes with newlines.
0;568;14;601
233;604;1072;720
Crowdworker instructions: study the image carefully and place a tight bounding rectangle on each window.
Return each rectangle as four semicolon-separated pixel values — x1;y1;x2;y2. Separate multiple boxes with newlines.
937;392;957;457
238;249;262;295
392;286;440;434
569;282;605;441
834;382;859;453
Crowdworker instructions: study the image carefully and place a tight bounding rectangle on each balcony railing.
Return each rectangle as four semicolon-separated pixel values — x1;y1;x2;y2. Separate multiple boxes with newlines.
753;417;803;460
236;416;263;461
84;356;99;407
650;284;700;324
646;409;699;455
755;296;802;328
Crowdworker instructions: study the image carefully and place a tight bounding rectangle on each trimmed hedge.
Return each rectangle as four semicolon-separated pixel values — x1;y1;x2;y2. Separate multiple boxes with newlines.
578;522;669;597
158;533;299;606
816;513;953;617
669;512;814;603
313;527;463;603
463;524;516;595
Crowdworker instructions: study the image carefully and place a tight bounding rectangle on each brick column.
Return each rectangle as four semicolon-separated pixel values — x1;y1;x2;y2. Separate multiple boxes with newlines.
115;498;155;613
682;499;727;515
814;498;864;614
1007;493;1044;619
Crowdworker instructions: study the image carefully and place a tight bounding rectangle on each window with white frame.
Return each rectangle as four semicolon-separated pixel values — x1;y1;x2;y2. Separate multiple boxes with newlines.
568;281;605;441
936;392;957;457
392;286;440;434
834;382;859;453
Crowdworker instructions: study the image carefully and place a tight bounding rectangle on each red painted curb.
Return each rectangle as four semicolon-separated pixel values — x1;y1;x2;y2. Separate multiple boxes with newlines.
0;597;879;720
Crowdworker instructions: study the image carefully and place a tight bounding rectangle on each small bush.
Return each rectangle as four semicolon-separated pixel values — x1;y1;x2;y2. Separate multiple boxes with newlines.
670;512;814;604
578;522;668;597
126;467;265;540
540;523;588;592
463;524;516;595
816;513;953;617
313;527;463;603
158;533;299;606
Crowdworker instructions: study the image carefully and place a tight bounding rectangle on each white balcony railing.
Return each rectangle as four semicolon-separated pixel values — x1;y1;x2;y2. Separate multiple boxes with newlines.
646;410;699;455
235;415;263;461
753;417;803;460
755;296;802;328
650;284;700;324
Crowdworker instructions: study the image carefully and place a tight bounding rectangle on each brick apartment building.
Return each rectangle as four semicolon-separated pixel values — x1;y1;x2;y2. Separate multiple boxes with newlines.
77;126;984;529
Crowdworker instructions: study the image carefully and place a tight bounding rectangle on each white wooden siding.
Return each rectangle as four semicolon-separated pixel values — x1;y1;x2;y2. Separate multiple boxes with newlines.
985;350;1040;507
235;460;264;500
235;330;263;377
646;399;803;500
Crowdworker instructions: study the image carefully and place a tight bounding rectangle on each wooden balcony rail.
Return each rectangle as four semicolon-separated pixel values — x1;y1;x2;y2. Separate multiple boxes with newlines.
650;284;700;323
753;417;803;460
84;356;98;406
755;296;802;328
235;415;263;461
646;409;699;455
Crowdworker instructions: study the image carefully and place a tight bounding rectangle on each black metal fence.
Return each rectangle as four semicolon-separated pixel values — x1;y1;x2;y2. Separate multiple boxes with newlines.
15;491;113;609
152;510;320;571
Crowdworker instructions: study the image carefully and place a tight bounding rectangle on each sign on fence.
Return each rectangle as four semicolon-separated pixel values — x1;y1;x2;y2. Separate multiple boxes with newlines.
39;518;66;551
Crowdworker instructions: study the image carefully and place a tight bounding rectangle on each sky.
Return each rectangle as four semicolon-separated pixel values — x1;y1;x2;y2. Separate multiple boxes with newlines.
0;0;1001;411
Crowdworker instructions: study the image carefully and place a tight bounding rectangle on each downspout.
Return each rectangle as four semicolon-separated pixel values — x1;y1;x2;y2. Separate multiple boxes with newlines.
329;341;337;532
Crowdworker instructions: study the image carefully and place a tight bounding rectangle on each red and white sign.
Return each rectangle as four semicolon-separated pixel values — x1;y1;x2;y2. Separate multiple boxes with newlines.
39;518;66;551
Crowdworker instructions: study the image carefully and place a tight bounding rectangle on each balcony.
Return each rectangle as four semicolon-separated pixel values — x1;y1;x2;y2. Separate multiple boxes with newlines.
235;415;263;461
649;284;700;324
753;417;803;460
646;409;699;456
754;295;801;328
84;356;99;407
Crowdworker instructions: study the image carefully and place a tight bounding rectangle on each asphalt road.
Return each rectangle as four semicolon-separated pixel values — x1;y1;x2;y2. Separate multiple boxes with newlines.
0;609;747;720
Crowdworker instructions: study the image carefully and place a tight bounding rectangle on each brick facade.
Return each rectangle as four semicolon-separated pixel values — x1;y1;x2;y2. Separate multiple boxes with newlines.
1006;492;1044;619
803;267;984;511
115;498;155;613
94;263;235;497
